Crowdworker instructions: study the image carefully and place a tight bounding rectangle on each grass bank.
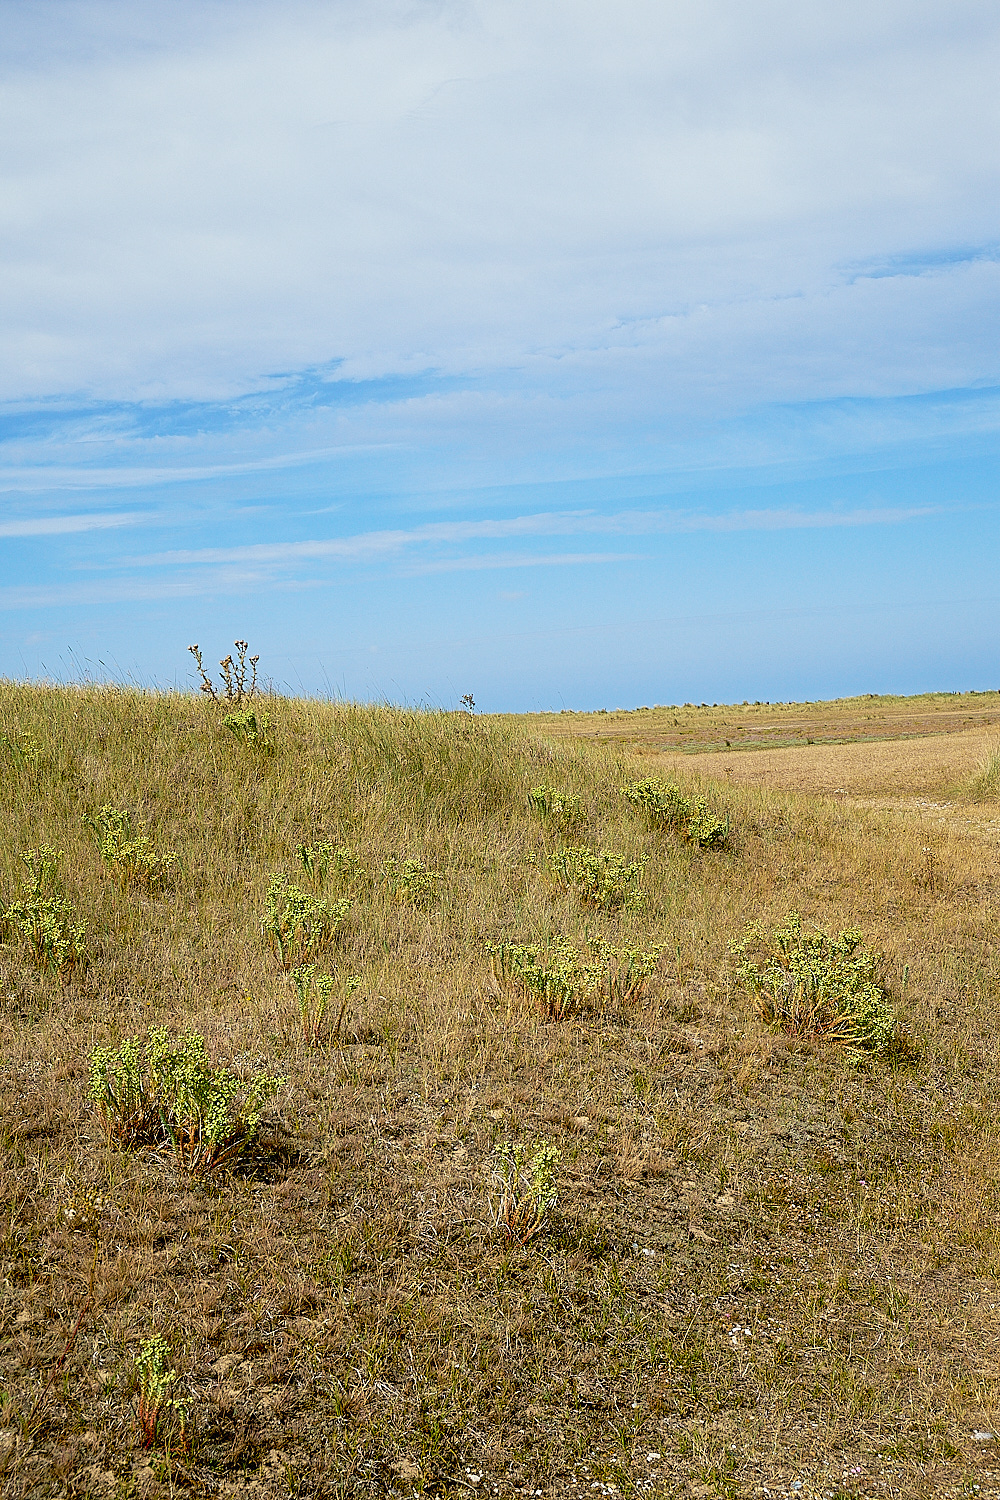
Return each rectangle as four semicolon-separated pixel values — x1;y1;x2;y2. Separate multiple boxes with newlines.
2;682;999;1498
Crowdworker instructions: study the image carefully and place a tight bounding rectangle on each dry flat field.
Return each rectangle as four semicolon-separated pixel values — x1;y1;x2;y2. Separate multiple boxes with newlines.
3;682;1000;1500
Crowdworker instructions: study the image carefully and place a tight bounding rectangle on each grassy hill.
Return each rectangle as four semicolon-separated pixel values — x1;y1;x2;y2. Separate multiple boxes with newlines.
1;682;999;1498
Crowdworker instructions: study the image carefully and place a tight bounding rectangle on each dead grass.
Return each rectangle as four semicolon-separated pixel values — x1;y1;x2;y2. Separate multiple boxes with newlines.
1;683;1000;1497
644;726;998;802
520;689;1000;755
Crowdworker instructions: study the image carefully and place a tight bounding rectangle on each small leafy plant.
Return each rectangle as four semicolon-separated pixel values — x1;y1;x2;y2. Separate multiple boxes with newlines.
189;638;260;705
385;857;439;906
222;708;273;750
730;911;896;1053
134;1335;188;1450
528;785;586;835
290;964;362;1045
487;938;597;1020
587;936;660;1005
83;806;178;890
491;1140;560;1245
89;1028;284;1174
86;1034;160;1148
488;935;659;1019
3;847;86;983
263;875;351;969
622;777;729;849
0;728;43;775
297;841;361;891
18;844;63;893
546;845;645;912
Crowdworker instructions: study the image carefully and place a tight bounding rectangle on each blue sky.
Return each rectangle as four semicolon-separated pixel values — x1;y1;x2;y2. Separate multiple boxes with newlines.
3;1;1000;709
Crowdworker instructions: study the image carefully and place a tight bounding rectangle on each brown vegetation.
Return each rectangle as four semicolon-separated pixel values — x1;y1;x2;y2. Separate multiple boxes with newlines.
2;684;1000;1498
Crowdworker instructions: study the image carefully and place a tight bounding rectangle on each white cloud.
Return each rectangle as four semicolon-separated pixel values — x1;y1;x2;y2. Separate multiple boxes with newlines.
0;509;143;536
2;0;999;414
115;501;941;572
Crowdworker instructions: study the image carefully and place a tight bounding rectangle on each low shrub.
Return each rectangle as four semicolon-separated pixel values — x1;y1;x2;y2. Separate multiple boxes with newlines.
622;777;729;849
0;728;43;775
297;841;361;890
263;876;351;969
528;784;586;834
89;1027;284;1174
491;1140;560;1245
222;708;273;750
546;845;645;912
134;1336;188;1450
487;936;659;1019
487;938;593;1020
587;935;660;1005
18;844;63;893
385;857;439;906
730;911;895;1053
290;964;362;1045
85;1034;160;1148
83;805;178;890
3;846;86;982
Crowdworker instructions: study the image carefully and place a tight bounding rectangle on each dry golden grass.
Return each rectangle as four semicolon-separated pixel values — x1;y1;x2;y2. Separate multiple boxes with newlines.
654;726;997;799
523;688;1000;755
2;683;1000;1498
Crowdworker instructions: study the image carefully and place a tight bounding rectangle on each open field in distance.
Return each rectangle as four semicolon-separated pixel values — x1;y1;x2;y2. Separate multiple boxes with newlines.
2;683;1000;1499
523;690;1000;757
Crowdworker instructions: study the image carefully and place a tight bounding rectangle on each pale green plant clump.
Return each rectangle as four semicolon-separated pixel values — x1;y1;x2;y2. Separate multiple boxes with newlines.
263;875;351;969
86;1034;159;1147
730;911;896;1054
0;727;43;775
134;1335;188;1450
297;841;362;890
222;707;273;750
487;936;658;1019
83;805;178;890
89;1028;284;1175
546;845;646;912
491;1140;560;1245
588;935;660;1005
621;777;729;849
487;938;591;1020
19;844;63;893
385;856;439;906
3;845;86;982
290;964;362;1045
528;784;586;835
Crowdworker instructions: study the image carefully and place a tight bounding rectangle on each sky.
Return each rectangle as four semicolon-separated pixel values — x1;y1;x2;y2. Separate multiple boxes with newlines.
2;0;1000;710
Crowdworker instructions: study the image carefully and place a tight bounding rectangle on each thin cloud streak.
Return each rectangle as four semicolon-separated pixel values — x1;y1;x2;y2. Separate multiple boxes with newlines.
0;444;392;494
0;568;288;612
119;502;943;571
0;549;635;610
0;510;143;537
400;551;641;575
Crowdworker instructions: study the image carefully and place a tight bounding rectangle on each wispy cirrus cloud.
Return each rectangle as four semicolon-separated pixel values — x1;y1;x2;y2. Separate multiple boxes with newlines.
0;444;392;494
115;502;943;573
0;510;143;537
